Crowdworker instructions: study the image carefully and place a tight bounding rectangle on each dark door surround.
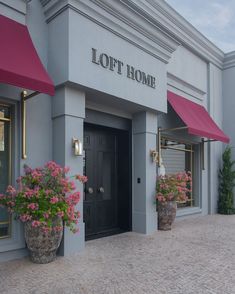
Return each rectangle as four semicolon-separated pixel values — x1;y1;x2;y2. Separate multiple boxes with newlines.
83;124;132;240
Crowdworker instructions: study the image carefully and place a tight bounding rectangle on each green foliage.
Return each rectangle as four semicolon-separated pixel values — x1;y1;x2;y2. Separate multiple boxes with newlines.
218;146;235;214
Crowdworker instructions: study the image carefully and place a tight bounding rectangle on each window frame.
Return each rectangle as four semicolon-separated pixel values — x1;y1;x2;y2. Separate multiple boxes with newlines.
0;103;12;239
160;135;201;208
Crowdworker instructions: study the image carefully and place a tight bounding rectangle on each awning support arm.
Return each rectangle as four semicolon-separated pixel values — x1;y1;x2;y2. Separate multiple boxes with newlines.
160;126;188;133
201;139;217;143
156;126;188;167
157;126;217;171
21;90;40;159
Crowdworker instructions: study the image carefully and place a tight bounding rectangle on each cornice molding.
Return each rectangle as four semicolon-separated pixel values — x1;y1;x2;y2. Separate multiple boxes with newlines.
40;0;180;63
0;0;26;14
143;0;224;68
40;0;51;6
40;0;225;68
1;0;26;23
167;72;205;102
223;51;235;70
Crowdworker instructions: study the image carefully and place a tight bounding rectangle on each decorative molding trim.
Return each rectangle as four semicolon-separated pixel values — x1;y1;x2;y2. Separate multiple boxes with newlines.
0;0;26;24
223;51;235;70
143;0;224;68
0;0;26;14
40;0;180;63
40;0;51;6
40;0;226;68
167;72;206;102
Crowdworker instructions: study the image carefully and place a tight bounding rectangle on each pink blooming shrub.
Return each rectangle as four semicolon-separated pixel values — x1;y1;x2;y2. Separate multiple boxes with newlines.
156;172;192;203
0;161;88;233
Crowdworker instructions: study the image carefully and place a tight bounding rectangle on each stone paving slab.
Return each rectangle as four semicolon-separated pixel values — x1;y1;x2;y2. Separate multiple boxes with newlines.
0;215;235;294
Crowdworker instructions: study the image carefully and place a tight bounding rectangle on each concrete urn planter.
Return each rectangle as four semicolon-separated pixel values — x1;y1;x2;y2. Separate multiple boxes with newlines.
158;201;177;231
24;218;63;264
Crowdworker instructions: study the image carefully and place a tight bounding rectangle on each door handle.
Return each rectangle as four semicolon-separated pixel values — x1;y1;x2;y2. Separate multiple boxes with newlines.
98;187;105;193
87;187;94;194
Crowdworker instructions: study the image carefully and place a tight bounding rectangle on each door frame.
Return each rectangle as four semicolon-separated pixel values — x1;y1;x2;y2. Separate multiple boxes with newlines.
83;121;132;240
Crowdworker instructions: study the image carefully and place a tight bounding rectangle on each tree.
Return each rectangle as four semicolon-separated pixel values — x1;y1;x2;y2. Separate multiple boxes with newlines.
218;146;235;214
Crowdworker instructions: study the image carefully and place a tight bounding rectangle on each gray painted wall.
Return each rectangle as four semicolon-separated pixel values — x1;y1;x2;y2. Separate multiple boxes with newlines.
223;55;235;205
0;0;231;261
223;65;235;157
208;63;224;214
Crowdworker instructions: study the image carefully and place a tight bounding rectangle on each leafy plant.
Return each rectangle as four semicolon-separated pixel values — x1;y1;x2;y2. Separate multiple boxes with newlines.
218;146;235;214
0;161;88;233
156;172;192;202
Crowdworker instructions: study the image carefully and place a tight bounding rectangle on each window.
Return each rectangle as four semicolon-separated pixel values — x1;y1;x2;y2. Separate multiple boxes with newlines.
161;137;197;208
0;105;11;239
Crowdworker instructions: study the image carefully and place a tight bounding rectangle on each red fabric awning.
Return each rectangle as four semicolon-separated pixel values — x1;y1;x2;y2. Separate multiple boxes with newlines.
167;91;229;143
0;15;54;96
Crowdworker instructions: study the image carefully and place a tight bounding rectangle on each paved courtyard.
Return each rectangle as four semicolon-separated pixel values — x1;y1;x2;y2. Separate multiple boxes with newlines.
0;215;235;294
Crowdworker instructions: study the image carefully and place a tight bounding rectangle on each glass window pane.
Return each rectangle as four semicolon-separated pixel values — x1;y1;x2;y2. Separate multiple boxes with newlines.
161;138;194;208
0;106;10;119
0;207;10;238
0;223;10;238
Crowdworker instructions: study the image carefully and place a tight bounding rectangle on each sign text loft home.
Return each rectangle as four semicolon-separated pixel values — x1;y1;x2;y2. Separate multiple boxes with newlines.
92;48;156;89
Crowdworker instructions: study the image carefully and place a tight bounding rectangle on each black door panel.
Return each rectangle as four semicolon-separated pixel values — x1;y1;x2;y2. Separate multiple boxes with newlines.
84;126;117;238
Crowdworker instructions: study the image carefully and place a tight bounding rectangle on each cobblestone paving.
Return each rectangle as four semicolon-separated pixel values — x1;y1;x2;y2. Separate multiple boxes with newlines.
0;215;235;294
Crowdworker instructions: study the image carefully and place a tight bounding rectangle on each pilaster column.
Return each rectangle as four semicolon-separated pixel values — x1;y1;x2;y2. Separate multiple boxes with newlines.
52;86;85;255
132;111;158;234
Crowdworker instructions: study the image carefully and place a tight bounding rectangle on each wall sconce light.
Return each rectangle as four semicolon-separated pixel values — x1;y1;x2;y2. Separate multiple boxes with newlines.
72;137;83;156
150;150;159;164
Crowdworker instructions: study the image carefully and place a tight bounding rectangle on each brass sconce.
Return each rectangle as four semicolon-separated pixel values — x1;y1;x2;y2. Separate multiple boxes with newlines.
150;150;159;164
72;138;83;156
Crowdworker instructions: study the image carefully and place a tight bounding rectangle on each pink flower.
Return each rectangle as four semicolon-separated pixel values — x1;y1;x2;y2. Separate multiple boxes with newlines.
51;170;60;177
25;189;35;199
42;227;52;234
0;161;83;235
177;186;183;193
75;175;88;184
53;226;63;232
69;181;76;191
57;211;64;218
27;203;39;210
66;192;80;206
6;185;16;196
31;220;41;227
63;166;70;174
43;212;50;219
19;214;32;222
45;190;52;196
50;196;59;204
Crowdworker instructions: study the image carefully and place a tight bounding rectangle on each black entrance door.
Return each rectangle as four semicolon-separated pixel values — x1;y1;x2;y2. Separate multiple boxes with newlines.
84;126;118;238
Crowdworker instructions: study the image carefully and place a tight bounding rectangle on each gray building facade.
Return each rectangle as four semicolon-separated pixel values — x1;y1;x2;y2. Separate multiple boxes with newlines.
0;0;233;261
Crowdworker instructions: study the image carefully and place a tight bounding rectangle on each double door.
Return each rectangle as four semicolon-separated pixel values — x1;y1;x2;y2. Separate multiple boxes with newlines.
83;126;118;239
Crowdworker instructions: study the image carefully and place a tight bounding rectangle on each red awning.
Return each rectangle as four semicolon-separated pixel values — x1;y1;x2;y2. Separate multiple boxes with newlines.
167;91;229;143
0;15;54;96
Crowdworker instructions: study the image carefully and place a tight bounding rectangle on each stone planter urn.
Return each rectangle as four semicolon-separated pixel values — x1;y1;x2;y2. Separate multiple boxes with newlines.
24;218;63;264
158;201;177;231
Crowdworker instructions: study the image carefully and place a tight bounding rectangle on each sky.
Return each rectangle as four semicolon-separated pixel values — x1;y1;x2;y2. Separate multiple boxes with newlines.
165;0;235;53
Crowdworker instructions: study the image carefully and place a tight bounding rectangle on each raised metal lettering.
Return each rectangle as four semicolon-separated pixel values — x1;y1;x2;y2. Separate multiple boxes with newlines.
91;48;100;65
100;53;109;68
126;65;135;80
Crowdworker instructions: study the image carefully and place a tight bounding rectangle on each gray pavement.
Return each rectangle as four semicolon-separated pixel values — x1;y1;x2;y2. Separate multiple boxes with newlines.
0;215;235;294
